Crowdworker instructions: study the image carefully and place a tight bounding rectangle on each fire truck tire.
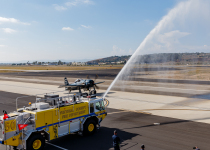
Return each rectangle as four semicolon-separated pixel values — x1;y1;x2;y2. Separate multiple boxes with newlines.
84;119;96;135
13;146;17;150
27;134;45;150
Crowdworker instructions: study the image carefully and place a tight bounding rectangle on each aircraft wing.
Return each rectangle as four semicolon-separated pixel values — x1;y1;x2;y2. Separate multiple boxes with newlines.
58;84;84;88
95;81;105;84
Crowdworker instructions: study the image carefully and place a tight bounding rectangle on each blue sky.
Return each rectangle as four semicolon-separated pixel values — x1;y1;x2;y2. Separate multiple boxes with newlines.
0;0;207;63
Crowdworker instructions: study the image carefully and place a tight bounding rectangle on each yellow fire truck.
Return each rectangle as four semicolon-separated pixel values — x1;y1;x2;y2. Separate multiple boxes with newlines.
0;93;107;150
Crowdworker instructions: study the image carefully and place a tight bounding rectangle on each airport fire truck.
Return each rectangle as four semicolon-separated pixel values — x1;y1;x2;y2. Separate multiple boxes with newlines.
0;93;107;150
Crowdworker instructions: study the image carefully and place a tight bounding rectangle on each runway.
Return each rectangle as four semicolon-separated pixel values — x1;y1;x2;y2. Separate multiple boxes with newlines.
0;69;120;80
0;80;210;123
0;91;210;150
1;68;210;98
1;76;210;98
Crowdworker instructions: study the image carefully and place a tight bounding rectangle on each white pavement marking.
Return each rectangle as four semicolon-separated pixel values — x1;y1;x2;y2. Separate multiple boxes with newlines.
46;142;68;150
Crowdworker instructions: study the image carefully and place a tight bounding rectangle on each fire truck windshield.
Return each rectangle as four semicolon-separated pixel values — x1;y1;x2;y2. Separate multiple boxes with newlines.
95;101;105;111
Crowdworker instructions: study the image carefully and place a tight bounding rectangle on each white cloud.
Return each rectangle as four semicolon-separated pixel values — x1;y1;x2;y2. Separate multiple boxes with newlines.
127;0;210;55
65;0;94;6
0;17;30;25
2;28;17;33
112;45;131;56
157;30;190;47
54;0;94;10
128;48;133;55
65;1;77;6
160;30;190;39
83;0;94;4
81;25;91;29
53;4;67;11
0;45;6;47
62;27;74;31
135;30;192;54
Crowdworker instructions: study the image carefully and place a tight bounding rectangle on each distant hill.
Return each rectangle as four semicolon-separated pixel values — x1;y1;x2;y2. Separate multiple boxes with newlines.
137;53;210;64
87;53;210;65
87;55;131;65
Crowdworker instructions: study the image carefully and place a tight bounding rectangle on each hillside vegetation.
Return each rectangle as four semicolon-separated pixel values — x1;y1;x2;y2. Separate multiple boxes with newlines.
87;53;210;65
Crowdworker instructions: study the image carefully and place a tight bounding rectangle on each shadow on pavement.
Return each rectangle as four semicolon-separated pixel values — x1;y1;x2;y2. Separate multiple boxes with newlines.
45;127;139;150
123;119;190;130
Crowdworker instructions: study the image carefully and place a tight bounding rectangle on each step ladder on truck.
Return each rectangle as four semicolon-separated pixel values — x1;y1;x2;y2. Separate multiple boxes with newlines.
0;92;108;150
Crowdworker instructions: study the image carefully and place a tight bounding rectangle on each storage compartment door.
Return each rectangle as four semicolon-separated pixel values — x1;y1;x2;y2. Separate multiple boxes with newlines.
58;124;69;137
70;119;80;133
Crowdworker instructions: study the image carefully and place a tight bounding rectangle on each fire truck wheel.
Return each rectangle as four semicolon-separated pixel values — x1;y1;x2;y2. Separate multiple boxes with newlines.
84;120;96;135
27;134;45;150
13;146;17;150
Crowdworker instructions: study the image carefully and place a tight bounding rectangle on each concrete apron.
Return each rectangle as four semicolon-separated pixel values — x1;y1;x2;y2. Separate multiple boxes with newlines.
0;80;210;124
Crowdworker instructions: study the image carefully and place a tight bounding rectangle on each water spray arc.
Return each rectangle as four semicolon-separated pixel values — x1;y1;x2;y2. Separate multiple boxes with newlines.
103;0;210;99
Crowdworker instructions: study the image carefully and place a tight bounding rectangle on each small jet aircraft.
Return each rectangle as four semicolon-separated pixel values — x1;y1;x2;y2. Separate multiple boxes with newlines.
58;75;105;95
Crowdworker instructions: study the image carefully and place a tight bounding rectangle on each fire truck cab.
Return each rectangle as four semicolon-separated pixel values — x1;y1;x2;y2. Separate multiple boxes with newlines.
0;93;107;150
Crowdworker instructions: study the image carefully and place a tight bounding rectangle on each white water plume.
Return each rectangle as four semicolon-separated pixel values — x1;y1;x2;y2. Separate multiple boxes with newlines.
103;0;210;98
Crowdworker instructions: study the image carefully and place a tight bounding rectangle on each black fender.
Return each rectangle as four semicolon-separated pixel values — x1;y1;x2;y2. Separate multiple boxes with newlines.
84;116;99;126
26;130;50;142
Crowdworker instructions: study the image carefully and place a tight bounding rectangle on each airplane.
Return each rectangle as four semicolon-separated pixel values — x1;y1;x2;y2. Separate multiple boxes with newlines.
58;75;105;95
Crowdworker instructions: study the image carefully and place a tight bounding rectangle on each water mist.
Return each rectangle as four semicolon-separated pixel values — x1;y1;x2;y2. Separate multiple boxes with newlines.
103;0;210;99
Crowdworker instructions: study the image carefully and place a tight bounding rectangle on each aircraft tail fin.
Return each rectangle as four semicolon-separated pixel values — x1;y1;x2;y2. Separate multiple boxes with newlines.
64;77;69;85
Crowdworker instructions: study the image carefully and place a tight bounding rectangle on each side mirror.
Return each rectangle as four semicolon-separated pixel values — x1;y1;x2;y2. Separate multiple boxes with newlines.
3;110;7;114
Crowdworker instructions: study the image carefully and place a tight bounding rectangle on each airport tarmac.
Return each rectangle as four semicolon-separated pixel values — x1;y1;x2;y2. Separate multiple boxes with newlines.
0;69;210;149
1;73;210;97
0;80;210;124
0;91;210;150
0;69;120;80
